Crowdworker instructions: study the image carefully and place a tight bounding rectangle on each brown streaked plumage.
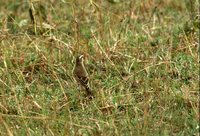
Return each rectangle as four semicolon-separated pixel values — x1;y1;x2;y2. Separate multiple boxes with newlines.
73;55;93;97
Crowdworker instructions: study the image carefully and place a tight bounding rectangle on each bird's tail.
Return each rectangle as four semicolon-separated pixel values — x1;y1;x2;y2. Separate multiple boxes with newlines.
84;86;93;98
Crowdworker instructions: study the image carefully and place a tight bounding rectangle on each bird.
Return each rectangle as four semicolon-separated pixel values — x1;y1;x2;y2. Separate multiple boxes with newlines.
73;55;93;97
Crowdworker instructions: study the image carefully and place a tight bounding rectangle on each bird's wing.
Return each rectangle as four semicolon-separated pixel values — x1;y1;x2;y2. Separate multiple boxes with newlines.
77;75;89;86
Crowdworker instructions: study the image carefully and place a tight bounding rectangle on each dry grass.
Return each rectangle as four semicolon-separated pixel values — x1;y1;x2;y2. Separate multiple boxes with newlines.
0;0;199;135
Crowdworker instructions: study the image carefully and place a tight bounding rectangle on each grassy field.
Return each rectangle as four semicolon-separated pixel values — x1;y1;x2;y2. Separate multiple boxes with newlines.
0;0;199;135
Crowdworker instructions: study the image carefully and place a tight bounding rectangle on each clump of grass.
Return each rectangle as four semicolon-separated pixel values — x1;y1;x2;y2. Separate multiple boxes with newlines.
0;0;199;135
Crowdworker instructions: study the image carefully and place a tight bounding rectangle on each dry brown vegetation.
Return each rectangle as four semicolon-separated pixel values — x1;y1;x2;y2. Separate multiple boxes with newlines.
0;0;199;135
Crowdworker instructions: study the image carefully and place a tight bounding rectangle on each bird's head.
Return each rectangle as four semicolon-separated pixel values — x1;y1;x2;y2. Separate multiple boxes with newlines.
76;55;84;64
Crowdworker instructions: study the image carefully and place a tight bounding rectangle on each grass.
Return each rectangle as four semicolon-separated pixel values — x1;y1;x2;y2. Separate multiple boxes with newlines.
0;0;199;135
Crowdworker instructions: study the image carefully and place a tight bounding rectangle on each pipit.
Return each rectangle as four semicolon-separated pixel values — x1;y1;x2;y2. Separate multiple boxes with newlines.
73;55;93;97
